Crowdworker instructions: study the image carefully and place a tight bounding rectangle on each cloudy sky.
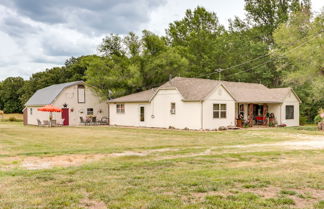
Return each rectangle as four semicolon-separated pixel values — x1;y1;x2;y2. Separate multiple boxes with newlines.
1;0;323;81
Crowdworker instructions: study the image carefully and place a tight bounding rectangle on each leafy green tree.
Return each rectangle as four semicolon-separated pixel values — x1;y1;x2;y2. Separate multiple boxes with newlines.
0;77;25;113
98;34;125;57
273;10;324;120
166;7;225;77
142;47;189;88
244;0;311;44
85;56;141;98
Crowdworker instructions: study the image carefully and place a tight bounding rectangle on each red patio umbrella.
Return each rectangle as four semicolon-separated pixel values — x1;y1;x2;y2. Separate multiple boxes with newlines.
38;105;62;126
38;105;62;112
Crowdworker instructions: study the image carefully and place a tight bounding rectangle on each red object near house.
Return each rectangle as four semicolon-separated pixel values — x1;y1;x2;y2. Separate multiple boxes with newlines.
255;116;266;121
37;105;62;112
61;108;69;126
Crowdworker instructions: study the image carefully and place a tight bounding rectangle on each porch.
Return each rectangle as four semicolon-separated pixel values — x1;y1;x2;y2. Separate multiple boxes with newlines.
235;103;280;127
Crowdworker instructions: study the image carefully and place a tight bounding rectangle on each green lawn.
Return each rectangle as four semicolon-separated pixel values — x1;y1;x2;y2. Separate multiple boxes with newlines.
0;122;323;209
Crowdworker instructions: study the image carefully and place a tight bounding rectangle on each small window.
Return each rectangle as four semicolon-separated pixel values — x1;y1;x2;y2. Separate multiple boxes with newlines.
140;106;145;122
30;108;33;115
213;104;226;119
170;103;176;114
286;105;294;119
87;108;94;115
116;104;125;113
77;85;85;103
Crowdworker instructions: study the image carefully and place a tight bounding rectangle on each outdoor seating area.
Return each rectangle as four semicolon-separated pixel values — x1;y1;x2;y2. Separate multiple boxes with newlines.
80;116;109;126
37;119;65;127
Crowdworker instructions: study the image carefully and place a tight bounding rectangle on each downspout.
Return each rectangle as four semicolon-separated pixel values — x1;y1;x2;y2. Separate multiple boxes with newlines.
279;103;282;125
201;100;203;130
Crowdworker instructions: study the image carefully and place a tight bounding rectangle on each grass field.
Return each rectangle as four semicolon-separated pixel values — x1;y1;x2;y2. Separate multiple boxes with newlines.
0;122;323;209
0;113;23;122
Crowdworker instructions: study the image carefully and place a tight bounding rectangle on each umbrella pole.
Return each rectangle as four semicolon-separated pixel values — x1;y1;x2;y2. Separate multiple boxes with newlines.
49;112;52;127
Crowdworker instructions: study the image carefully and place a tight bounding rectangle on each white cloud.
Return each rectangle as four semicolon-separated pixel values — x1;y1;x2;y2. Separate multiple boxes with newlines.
0;0;323;81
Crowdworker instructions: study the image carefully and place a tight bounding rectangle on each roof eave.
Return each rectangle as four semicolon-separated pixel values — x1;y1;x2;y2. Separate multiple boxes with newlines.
108;100;150;103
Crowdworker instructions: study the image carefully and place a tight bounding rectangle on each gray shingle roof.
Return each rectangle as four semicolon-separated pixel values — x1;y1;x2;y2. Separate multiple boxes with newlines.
108;88;158;103
109;77;299;103
25;81;84;106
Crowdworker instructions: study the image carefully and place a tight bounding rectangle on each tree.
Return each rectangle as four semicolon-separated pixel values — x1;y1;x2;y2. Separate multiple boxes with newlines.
142;47;189;88
244;0;311;44
98;34;125;57
166;7;225;77
273;10;324;120
85;56;141;99
0;77;25;113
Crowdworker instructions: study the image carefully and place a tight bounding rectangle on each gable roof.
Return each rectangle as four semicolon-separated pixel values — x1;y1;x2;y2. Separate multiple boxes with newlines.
25;81;84;106
108;77;300;103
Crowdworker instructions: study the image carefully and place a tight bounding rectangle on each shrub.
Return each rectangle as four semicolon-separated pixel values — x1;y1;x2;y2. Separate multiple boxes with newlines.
299;116;307;125
314;115;322;124
8;117;17;122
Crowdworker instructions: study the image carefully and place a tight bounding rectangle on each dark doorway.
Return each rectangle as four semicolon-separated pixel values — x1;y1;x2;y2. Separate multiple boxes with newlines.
61;108;69;126
253;104;263;117
140;106;145;122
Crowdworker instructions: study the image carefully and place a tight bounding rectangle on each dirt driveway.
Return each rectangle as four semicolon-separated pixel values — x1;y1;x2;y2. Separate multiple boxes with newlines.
1;132;323;170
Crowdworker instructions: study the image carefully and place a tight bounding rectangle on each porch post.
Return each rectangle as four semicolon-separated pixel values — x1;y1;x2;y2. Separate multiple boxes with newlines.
263;104;268;125
248;104;253;127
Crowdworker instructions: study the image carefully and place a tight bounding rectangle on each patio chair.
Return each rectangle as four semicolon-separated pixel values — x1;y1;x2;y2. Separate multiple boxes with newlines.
56;118;64;126
80;117;86;125
43;120;49;126
91;117;97;125
37;119;45;127
50;120;57;127
100;116;109;125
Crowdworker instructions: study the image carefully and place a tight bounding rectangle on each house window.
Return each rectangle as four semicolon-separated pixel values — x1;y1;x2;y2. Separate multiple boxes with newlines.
170;103;176;114
140;106;145;122
213;104;226;119
77;85;85;103
30;108;32;115
87;108;94;115
116;104;125;113
286;105;294;119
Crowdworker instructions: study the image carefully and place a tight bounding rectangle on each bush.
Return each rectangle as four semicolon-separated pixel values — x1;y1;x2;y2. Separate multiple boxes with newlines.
8;117;17;122
299;116;307;126
314;115;322;124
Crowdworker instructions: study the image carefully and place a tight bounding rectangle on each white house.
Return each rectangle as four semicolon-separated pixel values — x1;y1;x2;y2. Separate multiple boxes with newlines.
24;81;108;126
108;77;301;130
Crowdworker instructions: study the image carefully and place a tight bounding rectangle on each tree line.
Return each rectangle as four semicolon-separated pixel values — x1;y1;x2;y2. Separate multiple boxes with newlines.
0;0;323;122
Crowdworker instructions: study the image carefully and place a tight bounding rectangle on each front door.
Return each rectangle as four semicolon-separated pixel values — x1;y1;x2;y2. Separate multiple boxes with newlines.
62;108;69;126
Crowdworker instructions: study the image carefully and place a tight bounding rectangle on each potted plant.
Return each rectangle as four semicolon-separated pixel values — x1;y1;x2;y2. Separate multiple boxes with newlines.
268;113;275;127
236;113;244;127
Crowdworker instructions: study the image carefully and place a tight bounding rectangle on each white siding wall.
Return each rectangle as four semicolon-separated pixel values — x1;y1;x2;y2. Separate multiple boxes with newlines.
110;86;237;130
27;85;108;126
281;91;300;126
202;85;236;129
109;89;201;129
150;89;201;129
109;103;151;127
26;107;61;125
268;104;281;125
